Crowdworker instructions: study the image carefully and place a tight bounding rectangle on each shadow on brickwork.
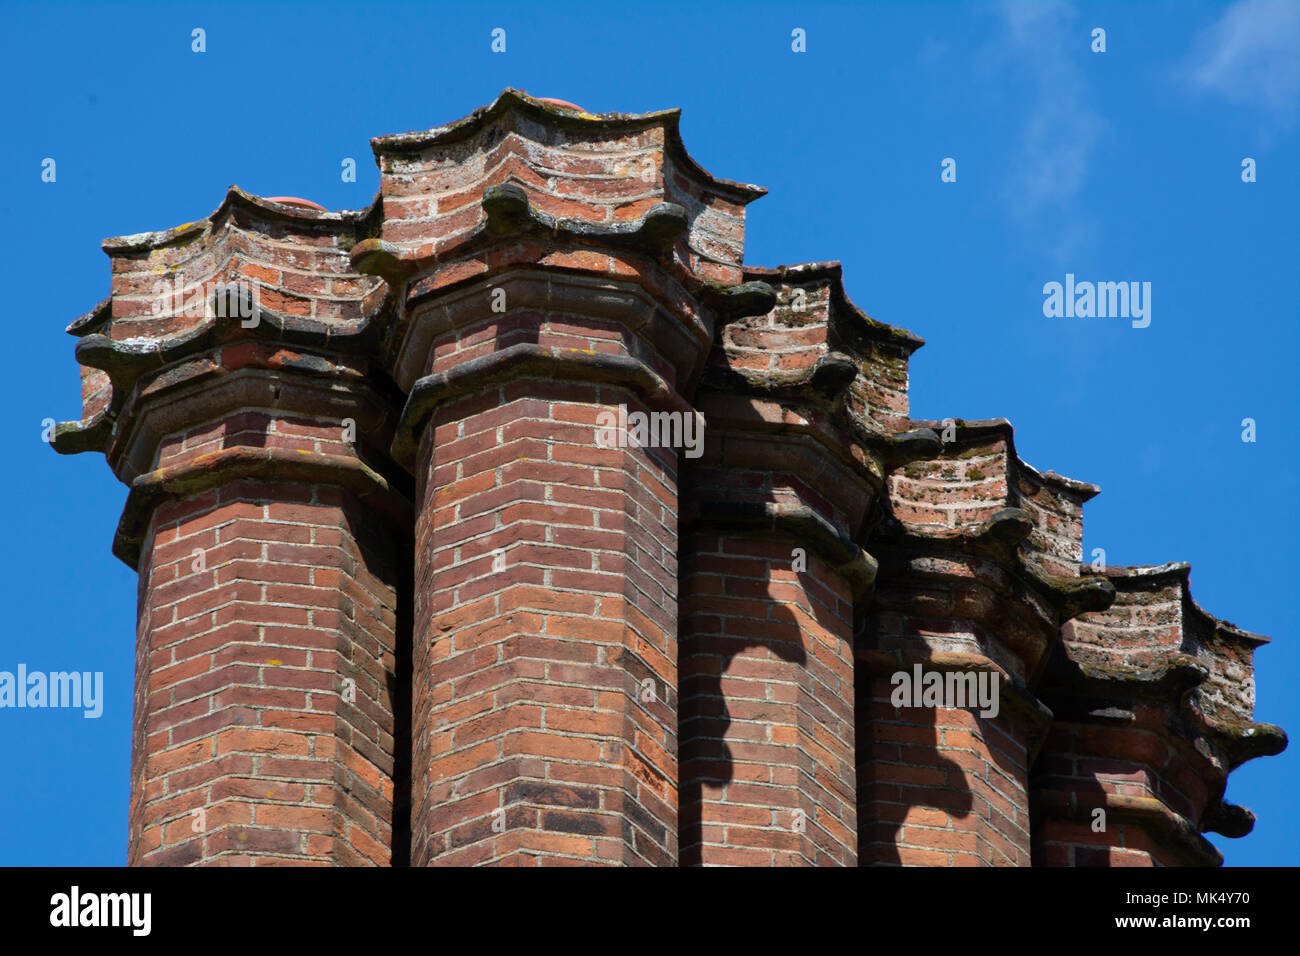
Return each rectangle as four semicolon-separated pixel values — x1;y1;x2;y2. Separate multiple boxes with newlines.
679;601;806;866
854;613;975;866
342;502;413;866
387;522;414;867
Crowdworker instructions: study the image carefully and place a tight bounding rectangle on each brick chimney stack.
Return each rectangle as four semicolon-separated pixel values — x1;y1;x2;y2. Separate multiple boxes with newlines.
58;190;410;865
54;90;1284;866
365;92;766;865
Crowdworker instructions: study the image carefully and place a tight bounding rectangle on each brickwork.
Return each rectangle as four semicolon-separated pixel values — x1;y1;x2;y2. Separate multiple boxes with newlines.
54;89;1284;866
680;532;856;866
410;382;680;866
131;486;402;865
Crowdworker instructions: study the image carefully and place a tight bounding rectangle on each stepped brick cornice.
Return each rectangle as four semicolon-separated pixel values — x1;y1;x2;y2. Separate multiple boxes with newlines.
51;91;1283;866
369;88;764;282
52;186;390;467
730;262;924;436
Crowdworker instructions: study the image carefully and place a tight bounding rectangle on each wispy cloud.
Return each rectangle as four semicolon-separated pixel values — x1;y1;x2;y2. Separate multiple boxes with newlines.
1183;0;1300;126
986;1;1106;257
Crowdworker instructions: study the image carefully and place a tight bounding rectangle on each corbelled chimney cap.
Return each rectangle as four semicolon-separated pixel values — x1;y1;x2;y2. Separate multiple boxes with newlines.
370;88;768;203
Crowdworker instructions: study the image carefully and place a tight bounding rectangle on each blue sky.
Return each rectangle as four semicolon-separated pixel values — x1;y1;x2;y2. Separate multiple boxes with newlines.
1;0;1295;866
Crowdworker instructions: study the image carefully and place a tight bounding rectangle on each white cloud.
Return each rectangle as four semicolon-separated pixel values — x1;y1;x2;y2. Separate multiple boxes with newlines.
1185;0;1300;124
988;1;1106;256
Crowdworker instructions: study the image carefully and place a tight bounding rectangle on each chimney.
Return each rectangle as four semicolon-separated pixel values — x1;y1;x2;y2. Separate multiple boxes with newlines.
52;90;1284;866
